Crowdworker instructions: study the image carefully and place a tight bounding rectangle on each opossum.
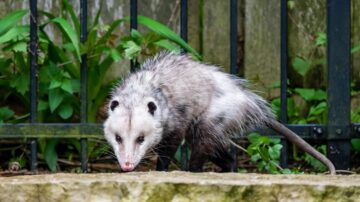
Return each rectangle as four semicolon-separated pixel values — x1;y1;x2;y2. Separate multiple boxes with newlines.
103;52;336;174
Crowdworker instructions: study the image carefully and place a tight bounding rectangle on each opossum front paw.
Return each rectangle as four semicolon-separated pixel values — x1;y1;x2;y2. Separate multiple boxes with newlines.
156;158;170;171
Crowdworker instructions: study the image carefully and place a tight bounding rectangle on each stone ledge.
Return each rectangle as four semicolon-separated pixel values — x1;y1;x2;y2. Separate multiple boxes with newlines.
0;172;359;202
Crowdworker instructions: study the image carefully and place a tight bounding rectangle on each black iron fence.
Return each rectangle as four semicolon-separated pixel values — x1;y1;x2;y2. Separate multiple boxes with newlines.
0;0;357;172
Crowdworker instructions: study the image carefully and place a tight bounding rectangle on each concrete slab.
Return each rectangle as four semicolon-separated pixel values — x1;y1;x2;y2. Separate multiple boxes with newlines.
0;172;359;202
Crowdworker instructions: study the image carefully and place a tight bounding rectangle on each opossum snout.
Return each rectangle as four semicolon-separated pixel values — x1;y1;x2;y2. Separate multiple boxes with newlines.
121;161;135;172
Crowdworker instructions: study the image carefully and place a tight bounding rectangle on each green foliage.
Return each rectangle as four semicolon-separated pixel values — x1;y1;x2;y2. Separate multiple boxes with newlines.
247;133;287;174
352;139;360;152
0;0;200;171
0;10;27;36
0;107;14;123
44;139;59;171
260;30;360;174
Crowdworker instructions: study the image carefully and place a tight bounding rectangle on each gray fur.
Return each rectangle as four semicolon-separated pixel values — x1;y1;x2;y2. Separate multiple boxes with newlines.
104;52;336;174
113;52;272;142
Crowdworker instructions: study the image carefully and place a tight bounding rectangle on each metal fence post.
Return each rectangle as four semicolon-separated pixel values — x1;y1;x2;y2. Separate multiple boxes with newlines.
180;0;189;171
80;0;88;172
229;0;238;172
29;0;38;171
327;0;351;170
280;0;289;168
130;0;138;72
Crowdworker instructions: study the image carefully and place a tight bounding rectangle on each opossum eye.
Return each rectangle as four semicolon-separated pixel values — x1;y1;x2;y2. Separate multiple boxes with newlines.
147;101;157;115
115;134;122;144
136;135;145;144
110;100;119;111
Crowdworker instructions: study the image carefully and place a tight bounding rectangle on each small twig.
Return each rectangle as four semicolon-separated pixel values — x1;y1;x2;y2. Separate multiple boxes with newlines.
167;0;180;27
323;170;356;175
229;139;247;153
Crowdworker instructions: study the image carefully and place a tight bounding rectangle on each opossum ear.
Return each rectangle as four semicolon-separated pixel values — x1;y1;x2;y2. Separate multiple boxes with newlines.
110;100;119;111
147;101;157;115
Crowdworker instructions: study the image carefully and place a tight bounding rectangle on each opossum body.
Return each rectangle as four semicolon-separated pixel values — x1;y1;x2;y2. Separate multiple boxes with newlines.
104;52;335;174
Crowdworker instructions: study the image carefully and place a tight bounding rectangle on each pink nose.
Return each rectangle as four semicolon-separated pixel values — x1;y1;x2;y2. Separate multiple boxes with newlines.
121;162;135;172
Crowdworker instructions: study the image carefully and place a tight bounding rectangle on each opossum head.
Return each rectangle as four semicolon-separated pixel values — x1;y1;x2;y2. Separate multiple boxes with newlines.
104;98;163;171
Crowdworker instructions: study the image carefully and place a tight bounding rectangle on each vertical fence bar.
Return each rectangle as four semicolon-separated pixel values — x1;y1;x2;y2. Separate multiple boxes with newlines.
130;0;138;72
229;0;238;171
279;0;288;168
327;0;351;170
180;0;189;171
29;0;38;171
80;0;88;172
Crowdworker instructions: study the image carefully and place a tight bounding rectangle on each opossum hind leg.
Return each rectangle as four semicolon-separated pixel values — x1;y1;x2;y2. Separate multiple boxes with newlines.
188;141;235;172
186;121;235;172
209;146;235;172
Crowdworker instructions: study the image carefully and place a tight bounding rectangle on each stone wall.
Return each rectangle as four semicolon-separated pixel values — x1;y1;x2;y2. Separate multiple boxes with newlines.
0;172;360;201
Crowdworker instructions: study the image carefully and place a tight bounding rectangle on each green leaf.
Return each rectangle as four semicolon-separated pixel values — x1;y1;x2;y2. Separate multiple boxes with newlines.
71;80;80;93
49;80;62;89
287;98;297;118
110;48;122;62
315;32;327;46
281;168;293;174
13;42;27;52
10;74;29;95
58;104;73;119
154;39;181;53
123;40;141;60
97;19;125;46
271;98;281;118
4;41;27;52
91;1;103;28
136;15;201;60
38;100;49;111
269;138;281;144
292;57;310;76
44;139;59;172
0;10;27;36
258;136;270;145
61;79;73;94
0;25;29;44
62;0;80;37
294;88;315;101
250;153;261;162
131;29;144;44
304;145;327;172
313;90;327;101
308;102;327;116
351;139;360;152
49;88;64;112
248;133;261;144
287;0;295;9
269;144;283;159
52;17;81;61
258;161;266;171
351;43;360;54
0;107;14;122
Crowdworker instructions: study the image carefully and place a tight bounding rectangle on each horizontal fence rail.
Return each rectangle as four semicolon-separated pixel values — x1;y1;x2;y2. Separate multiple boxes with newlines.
0;0;355;171
1;123;359;139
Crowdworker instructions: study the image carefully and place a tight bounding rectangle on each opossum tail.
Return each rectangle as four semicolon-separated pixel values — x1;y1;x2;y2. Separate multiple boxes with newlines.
267;120;336;175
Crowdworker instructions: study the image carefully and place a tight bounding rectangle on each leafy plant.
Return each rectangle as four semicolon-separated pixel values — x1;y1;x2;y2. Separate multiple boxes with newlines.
0;0;200;171
0;107;14;123
246;133;293;174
